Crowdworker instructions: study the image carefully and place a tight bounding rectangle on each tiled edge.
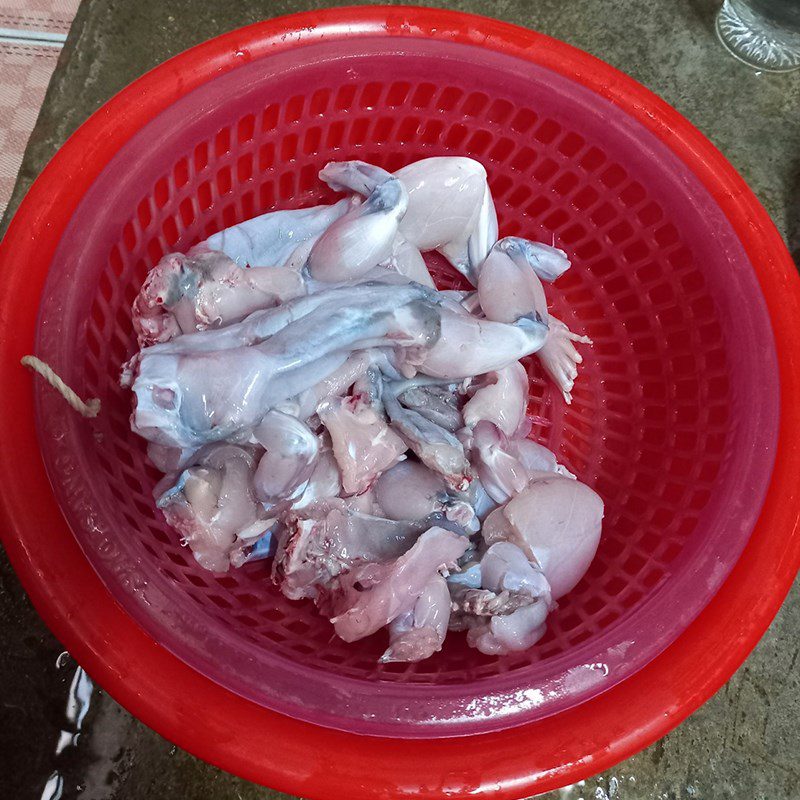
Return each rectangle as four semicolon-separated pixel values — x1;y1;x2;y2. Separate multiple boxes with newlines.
0;0;80;35
0;42;61;217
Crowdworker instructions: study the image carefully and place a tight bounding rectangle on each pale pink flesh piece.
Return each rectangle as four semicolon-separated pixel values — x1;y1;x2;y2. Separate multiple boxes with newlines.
419;307;547;380
482;474;604;599
512;438;576;480
449;539;551;624
510;438;559;473
462;360;529;437
155;445;269;572
293;448;342;509
397;383;463;432
281;198;364;273
132;346;346;449
252;410;319;504
499;237;571;283
330;527;469;642
132;250;305;346
295;350;374;418
318;160;392;194
466;603;550;655
396;158;496;283
318;395;407;495
282;236;318;273
374;460;477;531
381;574;451;662
383;392;471;491
537;316;593;404
467;421;535;504
344;488;384;516
384;235;436;288
462;541;553;654
133;274;419;357
467;183;499;281
466;421;571;504
131;253;184;345
319;157;497;284
306;178;408;282
477;243;548;325
395;158;486;251
272;499;430;601
374;460;446;521
188;263;305;330
146;442;197;473
204;199;352;268
480;541;552;601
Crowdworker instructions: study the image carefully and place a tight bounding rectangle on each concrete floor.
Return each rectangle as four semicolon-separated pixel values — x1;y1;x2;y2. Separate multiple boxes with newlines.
1;1;799;798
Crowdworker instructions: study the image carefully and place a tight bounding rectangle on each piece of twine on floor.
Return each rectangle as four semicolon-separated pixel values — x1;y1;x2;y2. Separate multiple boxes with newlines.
21;356;101;418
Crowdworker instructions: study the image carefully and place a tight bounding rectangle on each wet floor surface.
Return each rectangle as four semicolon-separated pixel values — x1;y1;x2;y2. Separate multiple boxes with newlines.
1;1;799;798
3;546;798;799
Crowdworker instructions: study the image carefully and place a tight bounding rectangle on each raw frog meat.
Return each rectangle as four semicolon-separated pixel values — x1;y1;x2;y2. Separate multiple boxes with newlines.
482;474;604;599
205;199;352;268
319;156;498;284
382;574;451;662
329;526;469;642
451;541;554;655
155;444;272;572
132;249;304;346
123;154;601;664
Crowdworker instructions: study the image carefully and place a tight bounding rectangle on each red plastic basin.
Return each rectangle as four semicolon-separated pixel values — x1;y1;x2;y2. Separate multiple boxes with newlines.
1;7;798;798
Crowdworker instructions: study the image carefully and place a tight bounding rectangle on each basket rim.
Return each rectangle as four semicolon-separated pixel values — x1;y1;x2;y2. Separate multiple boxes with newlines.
1;6;799;798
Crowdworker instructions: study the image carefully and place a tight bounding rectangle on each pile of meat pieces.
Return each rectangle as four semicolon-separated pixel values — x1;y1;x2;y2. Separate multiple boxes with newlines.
123;157;604;662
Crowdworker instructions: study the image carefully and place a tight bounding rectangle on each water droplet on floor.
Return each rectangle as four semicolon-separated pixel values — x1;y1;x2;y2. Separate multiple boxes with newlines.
40;771;63;800
55;730;76;756
65;667;94;729
37;666;95;798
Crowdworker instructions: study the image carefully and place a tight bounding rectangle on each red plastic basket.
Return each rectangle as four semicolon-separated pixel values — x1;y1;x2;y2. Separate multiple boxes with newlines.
1;7;799;798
